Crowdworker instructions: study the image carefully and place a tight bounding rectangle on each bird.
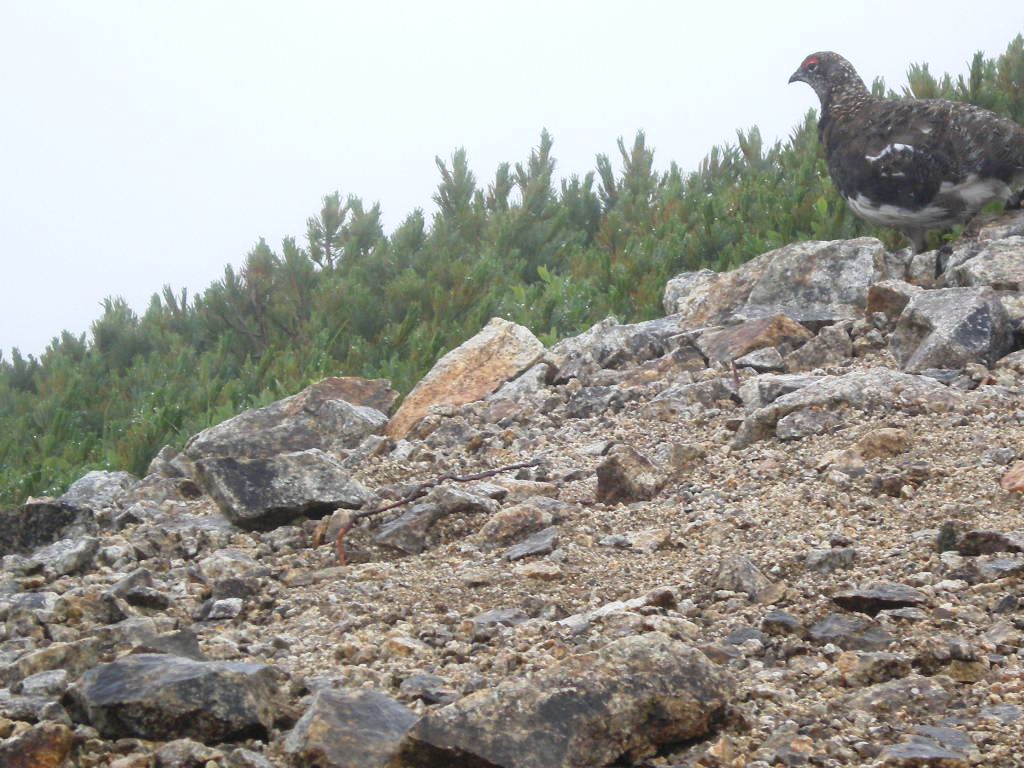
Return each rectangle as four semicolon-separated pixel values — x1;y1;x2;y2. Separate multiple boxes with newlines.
789;51;1024;251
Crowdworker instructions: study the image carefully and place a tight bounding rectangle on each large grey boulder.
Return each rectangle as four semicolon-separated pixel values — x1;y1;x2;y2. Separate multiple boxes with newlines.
890;287;1014;372
740;237;900;325
283;688;418;768
195;448;369;529
398;632;733;768
64;653;283;742
61;470;139;511
663;238;901;328
546;314;693;381
732;369;961;447
185;378;388;461
941;236;1024;291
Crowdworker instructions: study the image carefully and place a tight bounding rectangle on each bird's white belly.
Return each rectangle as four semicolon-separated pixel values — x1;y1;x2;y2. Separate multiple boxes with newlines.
846;194;950;227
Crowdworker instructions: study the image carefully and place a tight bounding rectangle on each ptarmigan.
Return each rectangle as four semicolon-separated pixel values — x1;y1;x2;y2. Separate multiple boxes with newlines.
789;51;1024;251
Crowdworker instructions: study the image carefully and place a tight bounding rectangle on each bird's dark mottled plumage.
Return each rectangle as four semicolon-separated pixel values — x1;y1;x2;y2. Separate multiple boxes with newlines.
790;51;1024;251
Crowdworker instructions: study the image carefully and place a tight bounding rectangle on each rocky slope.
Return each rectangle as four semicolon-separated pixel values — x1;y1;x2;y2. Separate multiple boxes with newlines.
2;215;1024;767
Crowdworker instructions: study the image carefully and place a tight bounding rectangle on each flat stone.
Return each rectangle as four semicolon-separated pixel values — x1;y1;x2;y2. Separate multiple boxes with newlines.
503;527;559;561
807;613;893;651
879;737;967;767
695;315;813;364
833;582;927;616
65;653;283;742
398;632;733;768
283;688;417;768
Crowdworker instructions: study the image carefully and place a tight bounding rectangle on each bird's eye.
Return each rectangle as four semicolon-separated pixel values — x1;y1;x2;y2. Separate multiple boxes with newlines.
805;60;819;73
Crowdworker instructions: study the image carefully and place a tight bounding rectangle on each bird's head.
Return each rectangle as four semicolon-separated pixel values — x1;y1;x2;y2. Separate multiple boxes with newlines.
789;52;867;106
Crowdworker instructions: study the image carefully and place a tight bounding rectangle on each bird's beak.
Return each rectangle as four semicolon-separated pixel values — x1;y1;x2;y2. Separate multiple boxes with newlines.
788;69;805;85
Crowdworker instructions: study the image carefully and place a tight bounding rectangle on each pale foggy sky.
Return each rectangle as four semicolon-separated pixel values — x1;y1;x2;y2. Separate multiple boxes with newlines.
1;1;1022;358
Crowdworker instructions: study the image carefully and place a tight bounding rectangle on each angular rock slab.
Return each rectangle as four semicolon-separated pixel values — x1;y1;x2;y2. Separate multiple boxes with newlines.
695;315;812;364
186;377;388;461
398;632;733;768
833;582;926;616
388;317;545;439
284;688;418;768
890;287;1013;372
942;235;1024;291
65;653;283;742
595;445;665;504
195;448;367;529
732;369;960;447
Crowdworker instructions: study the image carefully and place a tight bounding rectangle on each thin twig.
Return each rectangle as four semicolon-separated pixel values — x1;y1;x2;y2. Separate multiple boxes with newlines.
331;457;542;565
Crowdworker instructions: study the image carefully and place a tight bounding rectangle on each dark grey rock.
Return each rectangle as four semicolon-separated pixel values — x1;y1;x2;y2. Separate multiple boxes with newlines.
373;503;442;555
761;610;803;636
878;737;967;766
848;676;951;716
833;582;927;616
503;527;559;561
64;653;283;742
283;688;417;768
398;632;733;768
195;448;368;529
890;287;1013;372
0;499;96;557
807;613;893;651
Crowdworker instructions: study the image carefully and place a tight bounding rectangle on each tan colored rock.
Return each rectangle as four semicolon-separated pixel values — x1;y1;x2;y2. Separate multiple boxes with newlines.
0;722;73;768
855;428;911;459
514;561;563;580
1001;462;1024;493
387;318;545;439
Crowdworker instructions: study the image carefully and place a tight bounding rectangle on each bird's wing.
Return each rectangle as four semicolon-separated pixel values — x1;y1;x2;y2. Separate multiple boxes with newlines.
827;101;953;210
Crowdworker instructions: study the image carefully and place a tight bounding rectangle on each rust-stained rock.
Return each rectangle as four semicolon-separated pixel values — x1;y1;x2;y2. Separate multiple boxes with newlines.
0;722;74;768
696;315;813;364
283;688;417;768
387;318;544;439
1000;462;1024;493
